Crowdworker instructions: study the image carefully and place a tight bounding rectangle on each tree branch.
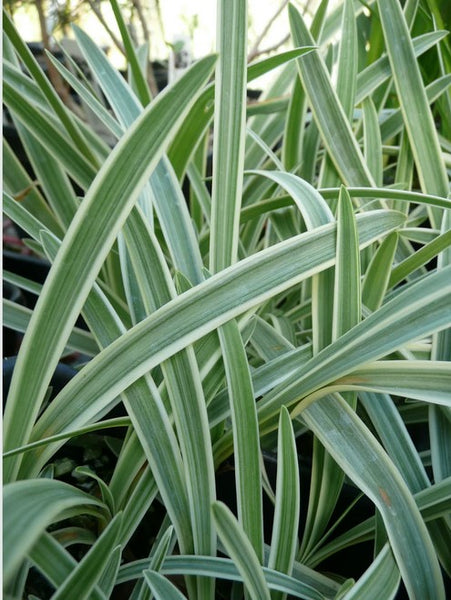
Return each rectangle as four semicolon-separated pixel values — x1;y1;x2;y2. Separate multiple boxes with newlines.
86;0;125;55
248;0;290;62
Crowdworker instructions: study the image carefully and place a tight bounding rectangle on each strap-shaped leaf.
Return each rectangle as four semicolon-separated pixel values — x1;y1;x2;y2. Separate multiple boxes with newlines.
21;211;404;476
74;25;205;285
3;54;217;482
337;361;451;407
51;514;122;600
210;0;264;566
122;209;216;599
29;532;104;600
118;553;334;600
212;502;271;600
355;30;448;104
268;407;300;600
389;229;451;288
2;139;63;236
342;544;400;600
210;0;247;272
301;395;445;599
109;0;151;106
143;571;187;600
319;0;358;189
362;98;383;187
377;0;449;200
362;233;398;312
36;229;195;560
3;79;97;190
257;265;451;433
333;187;360;340
289;3;374;187
308;476;451;568
3;9;97;163
218;321;264;560
4;479;106;584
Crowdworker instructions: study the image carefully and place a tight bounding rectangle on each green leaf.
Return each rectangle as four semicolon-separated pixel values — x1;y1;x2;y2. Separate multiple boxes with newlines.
218;322;264;561
2;417;131;460
97;546;122;598
29;532;104;600
15;122;79;229
3;299;99;357
4;479;106;584
268;407;300;600
118;468;158;550
319;187;451;210
73;467;115;515
3;9;98;164
72;25;141;131
119;554;334;599
359;392;430;493
282;76;306;172
301;395;446;599
318;0;358;189
377;0;449;201
337;361;451;407
389;229;451;288
289;3;374;187
308;477;451;568
247;171;333;228
37;228;195;561
22;211;404;477
362;97;383;187
355;30;449;104
3;53;217;482
210;0;247;272
301;187;360;560
333;187;360;340
3;79;97;190
46;51;123;139
109;0;151;106
248;47;316;81
212;502;271;600
2;140;63;236
336;0;358;120
430;209;451;483
122;209;216;597
73;25;205;284
341;544;400;600
51;514;122;600
380;75;451;143
210;0;265;569
143;571;187;600
255;264;451;438
362;233;398;312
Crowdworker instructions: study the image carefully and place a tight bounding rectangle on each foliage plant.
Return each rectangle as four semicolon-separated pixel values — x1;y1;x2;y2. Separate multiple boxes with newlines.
3;0;451;598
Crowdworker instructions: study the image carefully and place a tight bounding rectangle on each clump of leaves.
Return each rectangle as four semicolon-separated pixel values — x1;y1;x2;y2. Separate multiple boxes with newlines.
3;1;451;599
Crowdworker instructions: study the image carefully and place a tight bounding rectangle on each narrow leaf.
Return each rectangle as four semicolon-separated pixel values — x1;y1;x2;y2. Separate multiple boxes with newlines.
212;502;271;600
4;479;105;583
143;571;187;600
268;407;300;600
377;0;449;200
52;515;122;600
3;54;217;482
289;3;374;187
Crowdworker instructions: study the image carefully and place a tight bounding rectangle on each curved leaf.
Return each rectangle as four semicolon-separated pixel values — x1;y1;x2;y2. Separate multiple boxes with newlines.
4;479;106;584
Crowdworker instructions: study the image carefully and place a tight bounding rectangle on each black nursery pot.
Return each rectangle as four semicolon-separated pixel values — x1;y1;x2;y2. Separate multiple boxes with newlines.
3;250;51;307
3;281;26;357
3;356;78;404
3;250;52;358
